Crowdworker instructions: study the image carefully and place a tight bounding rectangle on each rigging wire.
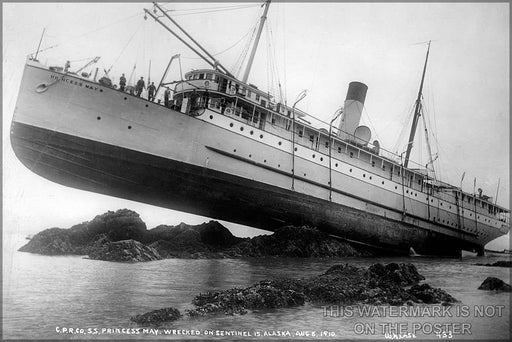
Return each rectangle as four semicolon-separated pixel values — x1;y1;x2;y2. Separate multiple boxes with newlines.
267;19;284;103
106;21;144;75
37;12;141;54
164;4;260;16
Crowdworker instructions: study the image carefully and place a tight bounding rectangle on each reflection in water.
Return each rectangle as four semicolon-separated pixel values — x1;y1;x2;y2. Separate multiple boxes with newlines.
3;236;511;340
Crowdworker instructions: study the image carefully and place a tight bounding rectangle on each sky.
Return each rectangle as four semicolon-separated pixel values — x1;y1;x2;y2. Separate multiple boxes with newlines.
2;2;510;250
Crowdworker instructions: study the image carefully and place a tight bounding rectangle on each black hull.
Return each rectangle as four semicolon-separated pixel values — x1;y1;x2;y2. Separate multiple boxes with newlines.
10;121;483;257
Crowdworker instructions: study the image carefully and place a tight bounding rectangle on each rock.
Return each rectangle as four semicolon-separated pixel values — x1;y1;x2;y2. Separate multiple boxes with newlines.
19;211;369;259
478;277;512;292
130;307;181;326
475;261;512;268
185;263;455;317
18;209;147;255
224;226;369;258
369;263;425;286
145;221;243;258
88;239;162;262
187;279;306;317
407;284;457;304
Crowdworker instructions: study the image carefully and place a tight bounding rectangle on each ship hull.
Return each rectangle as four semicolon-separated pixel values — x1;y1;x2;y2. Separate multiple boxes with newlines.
10;61;507;257
11;120;483;256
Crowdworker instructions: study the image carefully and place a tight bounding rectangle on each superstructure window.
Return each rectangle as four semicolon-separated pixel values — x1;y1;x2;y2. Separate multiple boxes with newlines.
199;73;205;80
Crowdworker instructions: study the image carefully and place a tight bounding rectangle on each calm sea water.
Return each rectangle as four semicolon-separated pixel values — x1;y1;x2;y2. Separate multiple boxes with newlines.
3;234;510;340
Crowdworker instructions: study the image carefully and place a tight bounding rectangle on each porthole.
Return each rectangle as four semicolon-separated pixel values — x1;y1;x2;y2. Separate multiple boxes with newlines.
395;186;398;189
335;163;339;167
97;116;101;120
440;203;443;206
260;134;263;139
320;157;323;161
278;141;282;146
303;173;307;177
350;169;353;172
363;174;366;178
233;149;237;152
264;160;267;163
250;130;254;135
124;97;127;100
382;181;385;185
100;89;103;92
145;104;148;107
294;147;297;151
240;127;244;131
415;193;417;197
230;123;234;127
278;164;281;168
312;154;316;158
128;126;132;129
369;176;372;180
209;115;213;119
249;154;252;158
406;190;409;194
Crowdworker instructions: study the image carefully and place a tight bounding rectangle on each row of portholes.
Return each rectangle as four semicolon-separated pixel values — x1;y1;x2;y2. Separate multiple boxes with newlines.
222;119;498;223
97;116;132;129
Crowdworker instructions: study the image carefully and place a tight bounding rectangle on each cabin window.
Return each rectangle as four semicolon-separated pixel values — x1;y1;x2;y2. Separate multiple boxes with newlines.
193;74;199;80
255;94;260;101
247;90;252;98
214;75;219;82
298;130;303;138
206;73;213;80
199;73;205;80
325;142;329;148
261;99;267;107
468;197;472;204
187;74;192;80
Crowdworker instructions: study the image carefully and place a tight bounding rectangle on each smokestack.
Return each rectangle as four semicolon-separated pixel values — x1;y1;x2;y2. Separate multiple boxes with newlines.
338;81;368;140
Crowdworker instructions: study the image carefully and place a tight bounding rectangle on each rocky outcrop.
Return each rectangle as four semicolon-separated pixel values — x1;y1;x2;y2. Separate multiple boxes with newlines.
478;277;512;292
130;307;181;326
19;210;369;260
475;261;512;268
88;239;162;262
19;209;147;255
223;226;369;257
146;221;243;258
185;263;455;317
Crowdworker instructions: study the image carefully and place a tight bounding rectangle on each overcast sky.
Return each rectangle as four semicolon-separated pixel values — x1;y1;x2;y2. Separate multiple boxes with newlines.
3;2;509;250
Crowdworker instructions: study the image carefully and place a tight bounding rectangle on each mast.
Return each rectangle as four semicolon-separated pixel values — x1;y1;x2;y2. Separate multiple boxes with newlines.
152;2;234;78
34;28;46;61
404;40;431;168
242;0;271;84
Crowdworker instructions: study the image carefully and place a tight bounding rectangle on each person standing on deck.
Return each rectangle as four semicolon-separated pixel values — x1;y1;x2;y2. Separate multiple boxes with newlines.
119;73;126;92
136;77;145;97
148;82;156;102
164;87;171;107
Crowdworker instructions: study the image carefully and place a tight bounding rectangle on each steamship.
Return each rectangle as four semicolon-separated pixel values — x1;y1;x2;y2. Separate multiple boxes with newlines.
10;2;509;256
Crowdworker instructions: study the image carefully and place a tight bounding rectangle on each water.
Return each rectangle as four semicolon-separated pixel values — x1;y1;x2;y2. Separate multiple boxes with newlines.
3;234;510;340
